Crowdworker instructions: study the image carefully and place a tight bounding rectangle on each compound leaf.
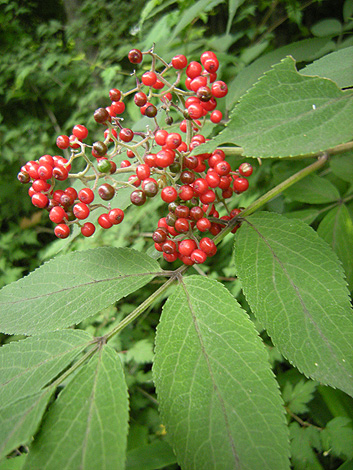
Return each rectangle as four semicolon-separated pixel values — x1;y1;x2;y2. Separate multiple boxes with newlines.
0;247;160;335
0;330;92;408
194;56;353;158
24;345;129;470
153;276;290;470
234;212;353;396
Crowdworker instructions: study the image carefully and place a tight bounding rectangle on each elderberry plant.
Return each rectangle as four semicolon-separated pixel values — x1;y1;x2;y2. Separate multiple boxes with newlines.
1;45;353;470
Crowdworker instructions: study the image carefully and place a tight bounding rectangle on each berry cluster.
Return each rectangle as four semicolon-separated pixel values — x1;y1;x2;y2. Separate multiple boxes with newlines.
18;47;253;263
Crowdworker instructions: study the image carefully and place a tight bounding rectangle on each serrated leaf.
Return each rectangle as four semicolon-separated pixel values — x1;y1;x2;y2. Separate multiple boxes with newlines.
330;152;353;183
0;389;53;460
0;330;92;407
194;57;353;158
301;46;353;88
283;174;340;204
24;345;129;470
234;212;353;396
290;422;323;470
126;440;177;470
0;247;160;335
226;38;333;110
321;417;353;459
283;380;318;414
317;204;353;291
153;276;290;470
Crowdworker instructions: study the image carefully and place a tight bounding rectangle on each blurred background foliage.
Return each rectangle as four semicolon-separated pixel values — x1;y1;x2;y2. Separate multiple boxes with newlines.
1;0;353;468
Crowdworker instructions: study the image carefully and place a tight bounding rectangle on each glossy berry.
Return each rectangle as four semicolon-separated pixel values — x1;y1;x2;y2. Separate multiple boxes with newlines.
110;101;126;115
108;208;124;225
109;88;121;102
161;186;178;203
200;51;218;65
143;180;159;197
186;103;204;120
238;162;253;177
142;71;157;87
179;239;197;256
81;222;96;237
53;166;69;181
171;54;187;69
175;217;190;233
196;217;211;232
54;224;70;239
134;91;147;107
152;228;168;243
49;206;67;224
56;135;70;149
211;81;228;98
144;104;157;118
93;141;108;156
233;177;249;193
128;49;143;64
203;57;219;73
38;163;53;180
130;190;146;206
210;110;222;123
186;61;203;79
119;128;134;142
72;125;88;140
73;203;90;220
190;249;207;264
199;237;217;256
155;149;175;168
162;240;177;254
98;183;115;201
136;164;151;180
94;107;110;124
31;193;49;208
98;214;113;229
78;187;94;204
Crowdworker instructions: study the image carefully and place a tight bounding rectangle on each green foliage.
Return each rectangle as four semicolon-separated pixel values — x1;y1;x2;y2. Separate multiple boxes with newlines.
1;1;353;469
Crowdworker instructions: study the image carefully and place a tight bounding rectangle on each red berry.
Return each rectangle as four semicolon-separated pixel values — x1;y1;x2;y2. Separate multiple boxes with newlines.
128;49;143;64
111;101;125;115
38;163;53;180
109;88;121;101
155;129;168;146
53;166;69;181
130;190;146;206
238;162;253;177
142;71;157;87
211;81;228;98
171;54;187;69
233;177;249;193
179;185;194;201
190;249;207;264
136;164;151;180
179;239;197;256
200;51;217;65
81;222;96;237
206;170;220;188
73;203;90;220
210;110;222;123
155;149;175;168
196;217;211;232
49;206;67;224
72;125;88;140
108;208;124;225
200;189;216;204
152;79;164;90
54;224;70;239
39;155;54;166
190;76;207;92
187;103;204;120
120;160;131;168
203;57;219;73
119;128;134;142
199;237;217;256
186;61;203;79
165;132;182;150
134;91;148;107
163;252;178;263
161;186;178;203
98;214;113;229
78;187;94;204
32;179;50;192
31;193;49;208
193;178;208;195
175;218;190;233
128;175;141;187
190;206;204;221
94;107;110;123
98;183;115;200
56;135;70;149
162;240;177;254
144;153;156;167
215;161;231;176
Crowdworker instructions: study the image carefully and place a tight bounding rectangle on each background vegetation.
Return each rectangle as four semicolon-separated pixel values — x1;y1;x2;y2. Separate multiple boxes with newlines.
0;0;352;468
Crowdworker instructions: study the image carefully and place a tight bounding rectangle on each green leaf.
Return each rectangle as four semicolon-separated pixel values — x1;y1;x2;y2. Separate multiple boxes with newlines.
311;19;343;37
234;212;353;396
283;379;318;414
126;440;177;470
153;276;290;470
0;454;26;470
195;57;353;158
330;152;353;183
24;345;129;470
321;417;353;460
283;175;340;204
0;330;92;407
301;46;353;89
226;38;333;109
0;389;53;460
290;422;323;470
169;0;225;42
126;339;154;364
283;209;320;225
317;204;353;291
226;0;246;34
0;247;160;335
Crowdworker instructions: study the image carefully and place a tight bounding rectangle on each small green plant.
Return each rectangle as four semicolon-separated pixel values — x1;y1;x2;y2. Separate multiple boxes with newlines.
0;43;353;470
